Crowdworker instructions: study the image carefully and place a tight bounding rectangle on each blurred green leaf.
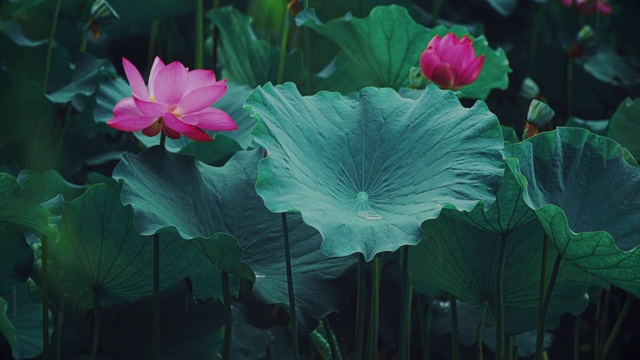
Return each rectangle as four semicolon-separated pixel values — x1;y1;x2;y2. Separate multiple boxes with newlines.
246;83;505;260
566;117;609;136
0;297;17;356
607;98;640;159
46;53;115;104
0;224;33;292
0;173;55;239
503;127;640;297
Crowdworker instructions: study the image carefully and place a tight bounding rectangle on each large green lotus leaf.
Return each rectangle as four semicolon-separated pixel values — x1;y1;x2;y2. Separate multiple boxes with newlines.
566;117;609;136
45;53;115;104
297;5;429;90
442;158;536;234
0;173;55;239
246;83;505;260
502;127;640;297
48;182;218;311
409;214;600;334
607;98;640;159
207;6;308;90
0;224;33;292
17;170;86;205
115;147;357;331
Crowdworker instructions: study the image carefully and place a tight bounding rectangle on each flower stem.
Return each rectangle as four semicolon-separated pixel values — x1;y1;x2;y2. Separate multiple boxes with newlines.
496;234;509;359
449;294;460;360
367;254;381;358
55;298;63;360
601;293;632;359
148;20;161;69
277;10;291;84
534;234;549;359
534;253;563;360
41;236;50;360
281;212;299;360
303;0;312;94
528;2;544;77
221;270;232;360
506;336;515;360
153;233;160;360
417;295;432;360
91;290;102;360
399;246;412;360
322;317;339;360
211;0;221;71
354;253;366;360
475;300;488;360
430;0;446;27
43;0;62;91
573;315;580;360
160;132;166;149
195;0;204;68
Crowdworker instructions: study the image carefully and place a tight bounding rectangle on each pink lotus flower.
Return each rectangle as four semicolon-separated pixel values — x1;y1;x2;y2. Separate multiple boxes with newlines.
560;0;612;16
107;57;237;142
419;33;485;91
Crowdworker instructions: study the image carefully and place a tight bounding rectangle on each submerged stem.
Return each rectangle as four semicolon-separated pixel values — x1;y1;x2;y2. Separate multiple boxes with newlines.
282;212;299;359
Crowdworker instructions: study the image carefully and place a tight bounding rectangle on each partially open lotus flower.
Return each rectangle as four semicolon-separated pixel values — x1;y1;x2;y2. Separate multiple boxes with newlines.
560;0;613;16
419;33;485;91
107;56;237;142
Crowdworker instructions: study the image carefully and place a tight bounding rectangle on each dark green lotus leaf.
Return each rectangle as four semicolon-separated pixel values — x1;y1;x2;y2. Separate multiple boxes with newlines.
0;224;33;292
502;127;640;297
297;5;429;90
17;169;86;205
207;6;308;90
246;83;504;260
47;182;217;311
45;53;115;104
566;116;609;136
442;158;536;234
0;297;15;355
115;147;357;331
409;215;600;334
607;98;640;159
0;173;55;239
502;126;519;144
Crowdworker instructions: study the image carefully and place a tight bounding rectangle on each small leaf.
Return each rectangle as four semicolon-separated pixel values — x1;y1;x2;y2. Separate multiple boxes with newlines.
607;98;640;159
45;53;115;104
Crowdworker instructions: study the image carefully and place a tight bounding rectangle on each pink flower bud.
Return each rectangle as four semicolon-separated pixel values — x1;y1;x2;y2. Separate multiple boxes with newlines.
419;33;485;91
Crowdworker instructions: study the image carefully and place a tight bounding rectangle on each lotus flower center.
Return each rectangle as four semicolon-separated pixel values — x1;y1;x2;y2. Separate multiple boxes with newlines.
150;95;156;102
356;192;369;201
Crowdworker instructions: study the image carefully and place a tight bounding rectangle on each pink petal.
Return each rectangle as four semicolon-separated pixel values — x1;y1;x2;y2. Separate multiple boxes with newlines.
148;56;165;98
181;107;237;131
454;55;485;88
134;97;166;117
439;33;459;51
426;35;442;50
113;97;142;116
163;125;181;139
153;61;188;109
184;70;218;94
419;50;442;79
107;114;158;131
163;112;194;133
430;63;457;89
122;58;149;101
183;127;214;142
597;1;612;15
439;42;476;73
175;85;227;114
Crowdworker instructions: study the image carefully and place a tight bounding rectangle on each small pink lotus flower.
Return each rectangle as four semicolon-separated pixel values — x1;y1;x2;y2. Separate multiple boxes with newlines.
419;33;485;91
560;0;612;16
107;57;237;142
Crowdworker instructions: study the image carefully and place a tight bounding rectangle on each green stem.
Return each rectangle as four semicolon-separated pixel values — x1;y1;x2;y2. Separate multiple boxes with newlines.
91;290;102;359
266;342;271;360
55;298;63;360
430;0;445;27
322;317;339;360
417;295;432;360
160;132;166;149
399;246;412;360
148;20;161;69
195;0;204;68
41;236;50;360
534;254;563;360
43;0;62;91
594;289;603;360
211;0;221;71
277;11;291;84
354;253;366;360
221;271;232;360
599;289;611;360
566;58;574;121
506;336;515;360
79;23;90;54
303;0;312;94
339;337;347;360
528;3;545;77
535;234;549;360
449;294;460;360
282;212;299;360
601;293;632;359
153;233;160;360
368;255;381;358
476;301;488;360
573;315;580;360
496;234;509;359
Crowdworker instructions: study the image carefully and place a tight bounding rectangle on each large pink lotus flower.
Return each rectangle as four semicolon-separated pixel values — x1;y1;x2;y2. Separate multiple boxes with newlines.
419;33;485;91
107;57;237;142
560;0;612;16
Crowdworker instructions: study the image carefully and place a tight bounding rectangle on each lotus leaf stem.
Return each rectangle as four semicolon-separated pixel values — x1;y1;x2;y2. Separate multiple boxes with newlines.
476;300;488;360
449;294;460;360
355;253;366;360
221;270;232;360
282;212;299;359
535;253;563;360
